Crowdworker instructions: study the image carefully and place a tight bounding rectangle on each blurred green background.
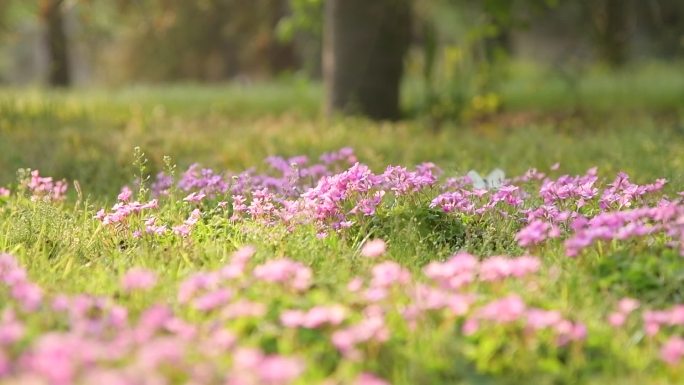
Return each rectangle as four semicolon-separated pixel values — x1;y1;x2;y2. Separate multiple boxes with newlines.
0;0;683;197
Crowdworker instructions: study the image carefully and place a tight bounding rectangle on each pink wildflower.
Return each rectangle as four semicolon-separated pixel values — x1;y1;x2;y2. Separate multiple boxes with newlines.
121;268;158;292
361;239;386;258
607;312;627;327
183;191;206;203
117;186;132;202
355;373;391;385
661;337;684;365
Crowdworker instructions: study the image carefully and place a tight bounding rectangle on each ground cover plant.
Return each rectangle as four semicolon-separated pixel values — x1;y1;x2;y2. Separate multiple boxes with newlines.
2;141;684;384
1;85;684;384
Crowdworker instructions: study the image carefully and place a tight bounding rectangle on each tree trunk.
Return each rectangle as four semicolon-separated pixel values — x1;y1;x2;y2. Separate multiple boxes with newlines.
40;0;71;87
590;0;629;67
324;0;412;120
268;0;300;74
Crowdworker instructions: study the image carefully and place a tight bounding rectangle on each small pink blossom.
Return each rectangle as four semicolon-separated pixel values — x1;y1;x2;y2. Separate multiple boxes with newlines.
608;312;627;327
355;373;391;385
183;192;206;203
661;337;684;365
117;186;133;202
361;239;386;258
280;305;346;329
121;268;158;292
618;298;640;314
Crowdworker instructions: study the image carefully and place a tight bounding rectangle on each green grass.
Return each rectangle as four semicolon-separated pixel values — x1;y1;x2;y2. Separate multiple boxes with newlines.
1;71;683;198
1;70;684;384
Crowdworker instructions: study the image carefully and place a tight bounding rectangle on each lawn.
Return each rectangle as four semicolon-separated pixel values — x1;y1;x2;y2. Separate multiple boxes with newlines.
1;74;684;384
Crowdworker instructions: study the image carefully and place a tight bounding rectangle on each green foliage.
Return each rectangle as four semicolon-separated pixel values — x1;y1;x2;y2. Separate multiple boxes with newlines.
276;0;324;42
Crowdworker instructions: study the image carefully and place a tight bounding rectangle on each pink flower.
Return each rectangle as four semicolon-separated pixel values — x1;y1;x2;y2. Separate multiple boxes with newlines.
371;261;410;287
478;295;526;323
331;314;389;357
608;312;627;327
280;305;347;329
660;337;684;365
230;348;304;385
0;350;8;376
253;259;312;291
183;191;206;203
347;277;363;292
173;209;202;237
11;282;43;311
117;186;132;202
618;298;640;314
424;252;477;289
121;268;157;292
0;309;25;345
221;300;267;320
361;239;386;258
462;318;479;335
258;355;305;385
526;309;563;330
0;187;9;198
193;288;232;311
355;373;391;385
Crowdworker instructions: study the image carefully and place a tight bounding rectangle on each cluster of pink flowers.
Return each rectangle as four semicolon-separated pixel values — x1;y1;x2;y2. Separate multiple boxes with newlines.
227;348;304;385
94;193;159;227
121;268;158;292
172;208;202;237
515;219;561;247
5;149;684;382
424;252;540;289
331;308;390;359
599;172;667;210
1;246;408;384
0;253;43;311
564;201;684;257
159;148;358;201
381;165;437;195
0;250;315;385
607;297;640;327
643;304;684;337
361;239;387;258
661;337;684;366
21;170;68;201
606;297;684;365
252;259;312;292
178;163;230;196
539;168;599;207
465;294;586;345
281;305;347;329
151;150;443;235
95;186;207;239
11;153;684;264
429;184;524;215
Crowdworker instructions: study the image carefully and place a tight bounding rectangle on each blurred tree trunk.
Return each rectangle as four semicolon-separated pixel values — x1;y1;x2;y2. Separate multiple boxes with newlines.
268;0;299;74
40;0;71;87
324;0;412;120
590;0;629;67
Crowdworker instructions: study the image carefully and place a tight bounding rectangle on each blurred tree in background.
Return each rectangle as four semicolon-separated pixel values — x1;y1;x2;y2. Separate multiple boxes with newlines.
39;0;70;86
323;0;412;120
110;0;298;82
0;0;682;119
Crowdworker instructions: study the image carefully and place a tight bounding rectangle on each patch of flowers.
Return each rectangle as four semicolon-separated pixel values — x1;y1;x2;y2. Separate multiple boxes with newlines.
2;148;684;383
0;246;591;384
